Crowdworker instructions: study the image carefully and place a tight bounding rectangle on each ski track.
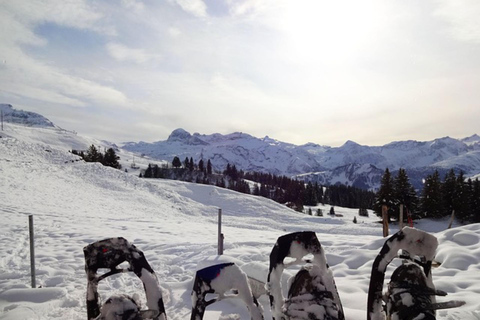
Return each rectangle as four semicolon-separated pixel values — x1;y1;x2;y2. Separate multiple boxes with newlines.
1;128;480;320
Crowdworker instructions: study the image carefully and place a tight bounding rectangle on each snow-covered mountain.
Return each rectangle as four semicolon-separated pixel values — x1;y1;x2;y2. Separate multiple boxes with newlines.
123;128;480;191
3;104;480;191
0;104;56;128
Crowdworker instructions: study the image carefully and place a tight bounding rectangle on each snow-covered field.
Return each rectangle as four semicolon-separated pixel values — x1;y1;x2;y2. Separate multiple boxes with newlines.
1;124;479;320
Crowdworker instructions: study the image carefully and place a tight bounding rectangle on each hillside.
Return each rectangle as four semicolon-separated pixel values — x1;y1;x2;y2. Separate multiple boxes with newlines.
1;121;480;319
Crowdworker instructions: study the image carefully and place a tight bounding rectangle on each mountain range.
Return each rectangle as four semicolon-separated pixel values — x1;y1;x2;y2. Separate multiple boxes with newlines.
2;103;480;191
122;128;480;191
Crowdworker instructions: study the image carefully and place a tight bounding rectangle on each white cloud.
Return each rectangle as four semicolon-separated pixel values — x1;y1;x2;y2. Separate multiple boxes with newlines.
0;3;127;109
106;42;162;65
172;0;207;18
0;0;115;36
434;0;480;43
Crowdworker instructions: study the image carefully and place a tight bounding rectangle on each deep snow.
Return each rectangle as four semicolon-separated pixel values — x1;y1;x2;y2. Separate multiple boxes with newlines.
1;123;479;320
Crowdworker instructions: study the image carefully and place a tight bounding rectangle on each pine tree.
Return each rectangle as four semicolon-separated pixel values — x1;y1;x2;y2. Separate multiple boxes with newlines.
144;164;153;178
85;145;103;163
374;168;395;218
454;171;468;221
421;170;443;218
304;182;318;206
442;169;457;217
198;159;204;172
172;156;182;168
189;157;194;171
207;159;212;174
471;178;480;222
393;168;418;221
103;148;121;169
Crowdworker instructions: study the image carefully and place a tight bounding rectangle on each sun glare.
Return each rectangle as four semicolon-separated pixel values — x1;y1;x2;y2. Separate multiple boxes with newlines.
280;1;383;65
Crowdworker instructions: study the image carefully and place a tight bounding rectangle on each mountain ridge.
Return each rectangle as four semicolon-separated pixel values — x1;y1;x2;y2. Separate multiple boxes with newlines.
2;104;479;191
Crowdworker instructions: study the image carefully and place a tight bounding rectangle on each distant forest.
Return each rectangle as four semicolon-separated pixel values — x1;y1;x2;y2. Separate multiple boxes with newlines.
140;156;480;224
140;156;375;213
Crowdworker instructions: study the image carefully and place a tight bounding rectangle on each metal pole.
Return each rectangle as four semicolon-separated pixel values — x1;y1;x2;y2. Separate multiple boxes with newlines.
29;215;36;288
218;208;223;255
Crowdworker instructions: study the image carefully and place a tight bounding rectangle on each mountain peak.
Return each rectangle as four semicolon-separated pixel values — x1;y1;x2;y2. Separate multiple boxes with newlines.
168;128;191;141
167;128;208;146
0;103;55;128
341;140;361;147
462;134;480;143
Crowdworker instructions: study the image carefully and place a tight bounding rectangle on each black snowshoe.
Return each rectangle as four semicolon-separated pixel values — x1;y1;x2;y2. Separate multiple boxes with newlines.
367;227;465;320
84;237;167;320
190;262;264;320
267;231;345;320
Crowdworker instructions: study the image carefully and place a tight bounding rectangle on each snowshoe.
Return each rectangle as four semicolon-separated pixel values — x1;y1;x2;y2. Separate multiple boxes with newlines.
367;227;465;320
266;231;345;320
190;262;263;320
84;237;167;320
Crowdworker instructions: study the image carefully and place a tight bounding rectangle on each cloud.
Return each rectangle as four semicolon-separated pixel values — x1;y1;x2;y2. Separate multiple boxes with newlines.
171;0;207;18
106;42;162;65
1;0;115;36
0;1;127;108
434;0;480;43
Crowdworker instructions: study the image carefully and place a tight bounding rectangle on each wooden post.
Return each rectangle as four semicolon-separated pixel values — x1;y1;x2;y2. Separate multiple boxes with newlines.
29;215;36;288
218;209;223;255
399;204;404;230
382;205;389;237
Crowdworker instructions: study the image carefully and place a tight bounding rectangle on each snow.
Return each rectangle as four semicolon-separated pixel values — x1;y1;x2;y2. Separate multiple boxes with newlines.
1;122;480;319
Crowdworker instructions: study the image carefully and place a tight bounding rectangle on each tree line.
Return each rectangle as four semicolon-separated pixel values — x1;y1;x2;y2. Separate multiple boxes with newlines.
375;168;480;222
72;145;122;169
141;157;376;212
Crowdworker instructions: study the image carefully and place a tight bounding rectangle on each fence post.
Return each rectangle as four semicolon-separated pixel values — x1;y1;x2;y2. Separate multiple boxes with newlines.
29;215;36;288
218;208;223;255
382;205;389;237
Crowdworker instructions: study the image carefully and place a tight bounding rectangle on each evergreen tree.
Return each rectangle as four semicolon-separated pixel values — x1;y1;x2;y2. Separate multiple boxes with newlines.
442;169;457;217
421;170;443;218
207;159;212;174
172;156;182;168
144;164;153;178
374;168;395;218
189;157;194;171
304;182;318;206
85;144;103;163
198;159;204;172
454;171;469;220
471;178;480;222
183;157;189;169
103;148;121;169
393;168;418;221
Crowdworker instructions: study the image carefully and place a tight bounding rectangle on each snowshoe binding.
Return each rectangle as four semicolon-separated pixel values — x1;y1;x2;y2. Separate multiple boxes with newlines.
190;262;263;320
367;227;465;320
267;231;345;320
84;237;167;320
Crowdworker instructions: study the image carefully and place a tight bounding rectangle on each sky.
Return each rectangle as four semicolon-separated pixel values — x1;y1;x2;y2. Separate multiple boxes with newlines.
0;0;479;147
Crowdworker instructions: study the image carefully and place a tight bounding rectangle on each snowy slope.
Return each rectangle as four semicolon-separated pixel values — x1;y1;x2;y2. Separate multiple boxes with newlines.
1;123;480;319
